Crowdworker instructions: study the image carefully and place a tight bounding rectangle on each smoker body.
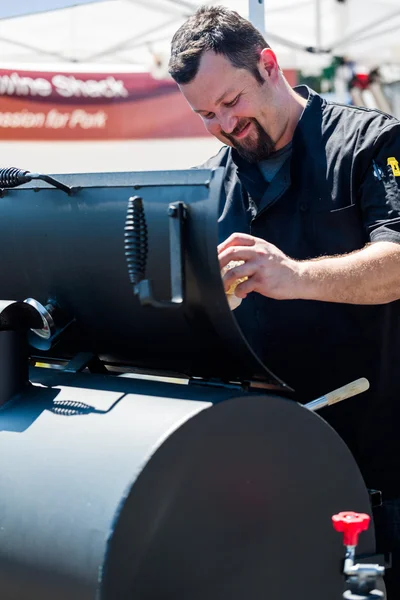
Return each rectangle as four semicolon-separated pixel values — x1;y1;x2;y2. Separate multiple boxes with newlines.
0;367;374;600
0;167;381;599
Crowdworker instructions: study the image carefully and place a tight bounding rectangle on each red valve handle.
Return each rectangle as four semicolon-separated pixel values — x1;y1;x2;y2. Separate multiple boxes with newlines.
332;511;370;546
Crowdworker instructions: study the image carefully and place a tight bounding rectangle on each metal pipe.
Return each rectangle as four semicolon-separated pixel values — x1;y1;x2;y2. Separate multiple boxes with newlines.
249;0;266;37
315;0;322;52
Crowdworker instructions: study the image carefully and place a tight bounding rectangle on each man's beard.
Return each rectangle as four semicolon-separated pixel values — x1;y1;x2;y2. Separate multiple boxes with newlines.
222;117;275;163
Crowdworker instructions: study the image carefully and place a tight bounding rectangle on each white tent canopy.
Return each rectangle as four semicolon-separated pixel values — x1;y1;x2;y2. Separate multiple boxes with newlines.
0;0;399;175
0;0;102;21
0;0;399;75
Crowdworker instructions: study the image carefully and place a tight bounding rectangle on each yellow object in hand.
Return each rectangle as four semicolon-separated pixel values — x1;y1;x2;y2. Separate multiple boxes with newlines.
221;260;248;310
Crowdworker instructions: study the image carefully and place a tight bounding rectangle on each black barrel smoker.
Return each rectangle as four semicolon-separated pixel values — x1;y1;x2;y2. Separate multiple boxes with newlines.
0;167;385;599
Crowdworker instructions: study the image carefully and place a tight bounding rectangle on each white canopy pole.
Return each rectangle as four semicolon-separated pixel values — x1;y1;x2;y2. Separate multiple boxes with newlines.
315;0;322;52
249;0;266;37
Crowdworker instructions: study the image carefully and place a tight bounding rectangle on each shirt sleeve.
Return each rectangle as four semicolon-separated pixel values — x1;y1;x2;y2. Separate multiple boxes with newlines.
358;122;400;244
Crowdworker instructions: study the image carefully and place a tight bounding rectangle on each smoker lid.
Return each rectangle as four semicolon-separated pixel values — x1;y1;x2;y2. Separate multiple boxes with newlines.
0;167;289;389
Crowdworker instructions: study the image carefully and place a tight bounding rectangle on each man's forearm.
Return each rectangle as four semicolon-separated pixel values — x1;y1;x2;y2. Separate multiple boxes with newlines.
297;241;400;304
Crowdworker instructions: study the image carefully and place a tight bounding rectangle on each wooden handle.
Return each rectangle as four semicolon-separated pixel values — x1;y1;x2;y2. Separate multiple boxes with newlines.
324;377;370;406
305;377;370;412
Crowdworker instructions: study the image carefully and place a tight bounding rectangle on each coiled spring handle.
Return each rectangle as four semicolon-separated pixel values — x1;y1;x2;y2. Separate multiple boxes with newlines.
0;167;72;194
124;195;186;308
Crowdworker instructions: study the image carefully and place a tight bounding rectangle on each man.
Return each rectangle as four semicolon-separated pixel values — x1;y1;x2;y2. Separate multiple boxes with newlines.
168;5;400;596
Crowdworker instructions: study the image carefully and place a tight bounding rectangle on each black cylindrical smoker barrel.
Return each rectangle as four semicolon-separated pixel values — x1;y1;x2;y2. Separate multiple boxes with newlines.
0;169;285;387
0;369;374;600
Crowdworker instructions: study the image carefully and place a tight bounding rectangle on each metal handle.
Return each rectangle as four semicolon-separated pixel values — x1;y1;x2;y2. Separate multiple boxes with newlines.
125;196;186;308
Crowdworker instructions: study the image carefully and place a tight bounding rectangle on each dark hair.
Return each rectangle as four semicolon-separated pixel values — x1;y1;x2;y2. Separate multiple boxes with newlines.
168;5;269;85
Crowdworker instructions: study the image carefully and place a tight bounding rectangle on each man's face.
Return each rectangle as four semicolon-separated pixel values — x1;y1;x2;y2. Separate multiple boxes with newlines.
179;50;282;162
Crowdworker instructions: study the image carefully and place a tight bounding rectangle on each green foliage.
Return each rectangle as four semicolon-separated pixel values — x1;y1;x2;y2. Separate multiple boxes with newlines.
298;73;322;92
298;56;345;93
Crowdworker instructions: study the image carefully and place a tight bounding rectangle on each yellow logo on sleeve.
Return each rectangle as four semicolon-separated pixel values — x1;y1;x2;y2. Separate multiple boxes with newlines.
387;157;400;176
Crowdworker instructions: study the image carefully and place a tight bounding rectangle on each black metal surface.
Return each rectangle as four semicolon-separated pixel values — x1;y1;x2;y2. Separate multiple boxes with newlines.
102;392;375;600
0;168;287;387
0;368;375;600
63;351;108;374
0;369;213;600
0;331;29;406
0;301;45;406
30;172;73;194
166;200;185;305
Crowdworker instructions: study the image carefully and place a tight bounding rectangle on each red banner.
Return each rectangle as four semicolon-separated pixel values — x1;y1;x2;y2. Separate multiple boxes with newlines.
0;68;298;141
0;69;208;140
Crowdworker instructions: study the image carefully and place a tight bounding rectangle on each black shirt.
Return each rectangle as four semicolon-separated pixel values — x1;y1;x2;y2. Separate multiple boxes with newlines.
201;87;400;495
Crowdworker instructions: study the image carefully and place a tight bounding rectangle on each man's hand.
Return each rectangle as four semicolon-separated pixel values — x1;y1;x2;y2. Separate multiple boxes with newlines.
218;233;302;300
218;233;400;305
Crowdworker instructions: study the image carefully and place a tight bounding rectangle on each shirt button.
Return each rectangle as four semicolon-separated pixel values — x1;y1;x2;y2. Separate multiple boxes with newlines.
299;202;308;212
